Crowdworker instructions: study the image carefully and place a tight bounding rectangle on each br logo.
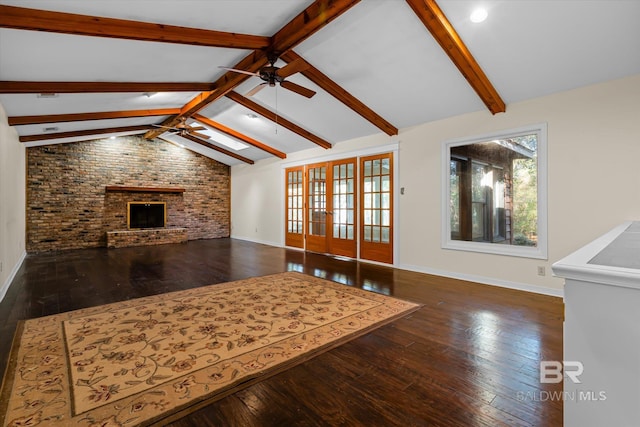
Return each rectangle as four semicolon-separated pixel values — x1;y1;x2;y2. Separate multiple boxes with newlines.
540;361;584;384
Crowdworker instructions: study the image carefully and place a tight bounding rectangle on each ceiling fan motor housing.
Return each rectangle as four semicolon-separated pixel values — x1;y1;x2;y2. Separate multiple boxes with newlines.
259;65;283;86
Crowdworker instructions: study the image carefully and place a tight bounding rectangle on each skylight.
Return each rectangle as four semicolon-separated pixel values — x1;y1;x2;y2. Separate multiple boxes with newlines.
194;126;249;151
214;134;250;151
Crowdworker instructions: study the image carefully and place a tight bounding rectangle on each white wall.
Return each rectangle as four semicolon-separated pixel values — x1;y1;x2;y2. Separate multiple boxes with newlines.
231;74;640;295
0;101;26;300
231;156;283;246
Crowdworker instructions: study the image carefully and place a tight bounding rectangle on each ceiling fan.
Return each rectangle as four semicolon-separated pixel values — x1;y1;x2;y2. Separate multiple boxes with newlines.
220;55;316;98
153;117;210;139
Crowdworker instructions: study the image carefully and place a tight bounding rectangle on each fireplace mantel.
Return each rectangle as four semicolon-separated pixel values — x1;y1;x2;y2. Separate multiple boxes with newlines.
105;186;185;193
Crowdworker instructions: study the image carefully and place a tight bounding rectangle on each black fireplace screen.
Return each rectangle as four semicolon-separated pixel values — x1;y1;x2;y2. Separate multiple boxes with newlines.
128;202;166;229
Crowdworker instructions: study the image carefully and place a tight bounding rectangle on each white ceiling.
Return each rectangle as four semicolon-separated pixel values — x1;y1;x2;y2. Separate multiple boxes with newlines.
1;0;639;166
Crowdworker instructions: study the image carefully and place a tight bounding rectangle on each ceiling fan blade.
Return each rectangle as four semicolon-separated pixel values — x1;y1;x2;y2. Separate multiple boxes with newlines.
190;131;211;140
277;58;309;78
188;126;206;131
218;66;259;77
246;83;267;97
280;81;316;98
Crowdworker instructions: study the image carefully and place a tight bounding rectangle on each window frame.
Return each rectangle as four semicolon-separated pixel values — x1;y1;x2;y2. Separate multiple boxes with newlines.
441;123;548;259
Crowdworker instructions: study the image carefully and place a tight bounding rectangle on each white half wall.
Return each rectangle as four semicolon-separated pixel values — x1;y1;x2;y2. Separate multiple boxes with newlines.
231;74;640;294
0;101;26;301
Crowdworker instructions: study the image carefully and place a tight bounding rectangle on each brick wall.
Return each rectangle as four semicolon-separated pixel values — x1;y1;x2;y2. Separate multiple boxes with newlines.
27;136;230;252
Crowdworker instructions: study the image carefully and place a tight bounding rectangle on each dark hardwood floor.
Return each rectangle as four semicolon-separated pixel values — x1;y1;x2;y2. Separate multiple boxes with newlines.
0;239;563;426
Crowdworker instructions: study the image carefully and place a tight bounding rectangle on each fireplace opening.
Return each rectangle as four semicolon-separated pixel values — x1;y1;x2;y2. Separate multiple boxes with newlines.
128;202;166;229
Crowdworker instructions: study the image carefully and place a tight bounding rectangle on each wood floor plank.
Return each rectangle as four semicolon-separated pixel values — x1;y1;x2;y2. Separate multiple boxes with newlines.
0;239;563;426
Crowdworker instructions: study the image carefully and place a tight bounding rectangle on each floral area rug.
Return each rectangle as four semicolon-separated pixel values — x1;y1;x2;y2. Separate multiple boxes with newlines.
0;271;420;427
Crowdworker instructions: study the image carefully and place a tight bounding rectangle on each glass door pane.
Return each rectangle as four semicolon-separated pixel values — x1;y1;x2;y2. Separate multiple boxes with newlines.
285;166;304;248
360;153;393;264
305;163;329;254
362;158;391;243
332;162;355;240
308;166;326;237
328;158;357;258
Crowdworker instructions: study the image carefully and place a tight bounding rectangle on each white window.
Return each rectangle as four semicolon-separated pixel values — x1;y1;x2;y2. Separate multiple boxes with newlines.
442;124;547;259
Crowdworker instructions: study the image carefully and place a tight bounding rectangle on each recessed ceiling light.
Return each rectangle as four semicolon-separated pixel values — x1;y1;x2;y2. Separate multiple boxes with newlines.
470;8;488;23
42;126;59;132
37;93;58;98
143;92;158;98
246;113;258;119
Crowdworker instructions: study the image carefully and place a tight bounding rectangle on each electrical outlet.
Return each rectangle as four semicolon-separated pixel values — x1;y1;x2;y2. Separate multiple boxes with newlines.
537;266;546;276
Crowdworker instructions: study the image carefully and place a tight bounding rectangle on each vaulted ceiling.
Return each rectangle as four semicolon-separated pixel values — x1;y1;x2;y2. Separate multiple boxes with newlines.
1;0;639;166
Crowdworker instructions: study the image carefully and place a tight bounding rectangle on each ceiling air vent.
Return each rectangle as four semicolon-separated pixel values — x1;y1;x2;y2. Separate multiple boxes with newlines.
37;93;59;98
43;126;59;133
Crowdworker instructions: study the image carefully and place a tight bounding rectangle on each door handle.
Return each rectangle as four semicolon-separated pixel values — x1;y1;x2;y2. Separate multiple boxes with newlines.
324;211;333;215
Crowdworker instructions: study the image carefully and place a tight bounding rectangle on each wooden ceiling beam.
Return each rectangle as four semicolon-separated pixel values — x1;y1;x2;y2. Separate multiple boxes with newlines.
226;91;331;150
9;108;180;126
280;51;398;136
0;81;215;94
405;0;505;114
269;0;361;56
143;51;269;139
179;133;255;165
192;114;286;159
19;125;153;143
157;136;247;167
0;5;270;49
144;0;361;141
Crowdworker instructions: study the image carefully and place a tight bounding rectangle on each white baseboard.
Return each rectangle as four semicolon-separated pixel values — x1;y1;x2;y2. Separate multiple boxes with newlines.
230;235;282;248
228;237;563;297
398;262;564;298
0;250;26;303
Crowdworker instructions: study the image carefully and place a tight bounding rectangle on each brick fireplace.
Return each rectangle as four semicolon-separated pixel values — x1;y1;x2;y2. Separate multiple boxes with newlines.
104;186;188;249
26;136;230;252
